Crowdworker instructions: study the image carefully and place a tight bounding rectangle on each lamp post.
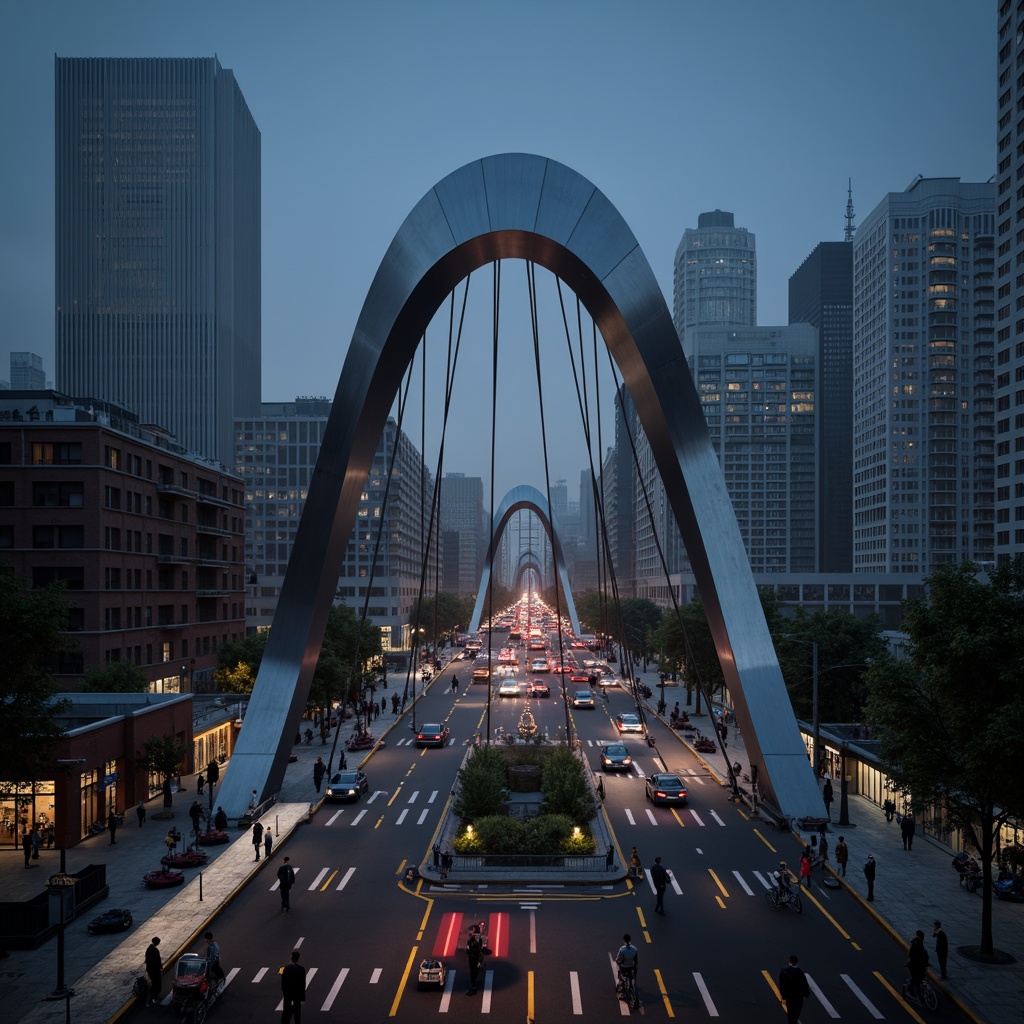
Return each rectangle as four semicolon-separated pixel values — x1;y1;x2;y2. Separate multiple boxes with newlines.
47;858;76;1021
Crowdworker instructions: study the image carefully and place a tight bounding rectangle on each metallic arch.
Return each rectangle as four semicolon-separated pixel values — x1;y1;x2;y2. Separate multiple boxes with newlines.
217;153;822;822
513;551;543;594
468;485;581;637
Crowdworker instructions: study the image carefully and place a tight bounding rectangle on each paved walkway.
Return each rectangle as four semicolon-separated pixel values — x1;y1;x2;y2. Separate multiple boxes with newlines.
2;661;1021;1023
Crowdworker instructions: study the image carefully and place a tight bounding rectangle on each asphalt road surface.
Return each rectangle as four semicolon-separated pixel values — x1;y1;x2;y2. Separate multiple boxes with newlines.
123;644;971;1022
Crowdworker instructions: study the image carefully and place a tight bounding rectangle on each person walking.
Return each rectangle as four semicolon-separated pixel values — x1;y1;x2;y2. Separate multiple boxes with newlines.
21;829;32;868
203;930;225;983
907;929;929;1001
864;853;876;900
281;949;307;1023
606;844;615;869
452;674;459;694
189;800;203;836
818;831;829;866
214;806;227;831
312;756;326;793
901;815;916;851
822;777;834;820
835;836;849;876
799;848;813;888
107;809;119;845
777;954;810;1024
264;829;274;858
466;924;485;995
649;855;670;914
196;770;205;795
136;800;146;827
933;920;949;979
252;820;264;861
145;936;163;1005
31;826;42;860
277;856;296;911
630;845;642;879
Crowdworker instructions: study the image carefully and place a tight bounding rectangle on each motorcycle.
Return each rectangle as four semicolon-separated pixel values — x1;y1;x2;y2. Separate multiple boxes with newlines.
995;867;1024;902
952;852;982;893
172;953;224;1023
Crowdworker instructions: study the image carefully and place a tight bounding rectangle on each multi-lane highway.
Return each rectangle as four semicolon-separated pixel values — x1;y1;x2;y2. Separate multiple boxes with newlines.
125;623;971;1022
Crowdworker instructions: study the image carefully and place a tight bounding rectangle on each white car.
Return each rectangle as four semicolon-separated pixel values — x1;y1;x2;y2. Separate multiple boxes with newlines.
572;690;595;708
498;678;521;697
616;712;644;733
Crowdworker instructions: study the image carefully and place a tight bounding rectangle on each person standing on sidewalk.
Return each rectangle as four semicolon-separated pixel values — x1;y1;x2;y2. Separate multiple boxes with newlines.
649;856;670;914
107;809;119;844
835;836;848;876
313;756;326;793
277;856;296;911
933;920;949;978
901;815;916;850
864;853;876;900
264;828;274;858
251;820;264;861
822;777;834;820
145;936;163;1005
777;954;810;1024
136;800;146;827
21;829;32;867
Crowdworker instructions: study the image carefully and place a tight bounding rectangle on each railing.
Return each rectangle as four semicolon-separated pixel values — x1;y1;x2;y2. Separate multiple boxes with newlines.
449;853;607;873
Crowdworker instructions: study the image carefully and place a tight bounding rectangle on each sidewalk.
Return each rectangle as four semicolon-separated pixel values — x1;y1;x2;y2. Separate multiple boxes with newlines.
629;665;1024;1024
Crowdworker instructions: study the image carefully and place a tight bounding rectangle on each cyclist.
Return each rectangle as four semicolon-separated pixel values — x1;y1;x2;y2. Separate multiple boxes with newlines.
906;929;929;1002
615;932;639;998
772;860;793;900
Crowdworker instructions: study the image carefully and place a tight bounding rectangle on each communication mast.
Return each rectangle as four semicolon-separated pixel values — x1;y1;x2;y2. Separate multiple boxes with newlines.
844;179;856;242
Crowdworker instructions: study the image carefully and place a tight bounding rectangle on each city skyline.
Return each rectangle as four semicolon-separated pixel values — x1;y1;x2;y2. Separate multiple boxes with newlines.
1;1;995;498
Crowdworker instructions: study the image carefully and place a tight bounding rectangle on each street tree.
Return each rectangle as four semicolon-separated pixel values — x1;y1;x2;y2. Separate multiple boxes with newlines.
215;630;268;688
864;560;1024;959
135;734;188;808
0;564;73;780
81;660;149;693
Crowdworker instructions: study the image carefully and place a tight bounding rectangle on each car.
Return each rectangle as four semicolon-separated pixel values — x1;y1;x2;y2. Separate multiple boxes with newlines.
600;743;632;771
598;674;621;687
498;679;521;698
472;664;491;681
529;658;549;673
645;773;688;806
572;690;595;708
417;958;447;990
324;769;369;802
617;712;644;733
87;908;134;934
529;680;550;698
569;672;590;684
416;723;450;747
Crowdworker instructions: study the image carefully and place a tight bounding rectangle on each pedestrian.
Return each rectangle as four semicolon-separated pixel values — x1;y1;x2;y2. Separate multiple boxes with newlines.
901;814;916;851
392;694;400;714
606;844;615;869
650;855;670;914
799;848;813;888
197;771;205;795
822;777;834;819
818;831;829;865
189;800;203;835
835;835;849;876
136;800;146;827
281;949;306;1023
264;829;274;858
433;843;441;869
214;806;227;831
777;953;810;1024
441;850;453;880
933;920;949;979
452;674;459;694
252;820;264;861
248;789;259;814
276;855;296;911
31;826;41;860
630;846;642;879
381;696;387;714
864;853;876;900
145;936;163;1005
107;809;119;845
466;924;485;995
907;929;929;1001
203;930;225;983
21;829;32;868
312;756;326;793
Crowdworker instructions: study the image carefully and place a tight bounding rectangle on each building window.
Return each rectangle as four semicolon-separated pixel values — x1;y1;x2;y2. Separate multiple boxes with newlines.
31;442;82;465
32;481;84;507
104;445;120;470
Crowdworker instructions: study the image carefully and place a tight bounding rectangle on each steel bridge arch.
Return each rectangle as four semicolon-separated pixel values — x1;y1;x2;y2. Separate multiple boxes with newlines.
216;152;823;822
468;485;581;636
513;551;543;595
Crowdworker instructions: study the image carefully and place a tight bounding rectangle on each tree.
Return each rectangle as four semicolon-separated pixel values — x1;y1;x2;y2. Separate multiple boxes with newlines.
214;662;256;694
81;660;149;693
0;564;74;780
410;592;473;647
135;734;188;809
215;630;268;683
864;561;1024;959
454;747;508;823
540;747;597;822
613;598;663;666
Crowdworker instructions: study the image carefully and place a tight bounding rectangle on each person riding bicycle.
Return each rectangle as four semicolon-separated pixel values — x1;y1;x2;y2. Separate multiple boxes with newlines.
615;932;639;982
906;929;929;1001
772;861;793;899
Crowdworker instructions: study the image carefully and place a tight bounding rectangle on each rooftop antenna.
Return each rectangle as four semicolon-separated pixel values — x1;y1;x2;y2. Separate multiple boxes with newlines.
844;178;856;242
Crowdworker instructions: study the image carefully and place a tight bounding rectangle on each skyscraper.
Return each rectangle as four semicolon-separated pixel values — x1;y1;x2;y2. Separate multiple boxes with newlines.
55;57;261;466
440;473;485;596
673;210;757;348
853;177;994;572
10;352;47;390
789;241;854;572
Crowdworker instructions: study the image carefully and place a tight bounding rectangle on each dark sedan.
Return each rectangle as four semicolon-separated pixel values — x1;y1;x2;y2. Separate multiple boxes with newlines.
600;743;633;772
324;769;369;802
645;773;688;806
416;723;450;747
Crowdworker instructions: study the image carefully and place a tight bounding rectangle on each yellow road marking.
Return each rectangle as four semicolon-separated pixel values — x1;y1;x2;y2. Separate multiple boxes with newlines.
416;898;433;940
528;970;535;1020
636;907;647;929
708;869;730;898
874;970;927;1024
762;969;783;1005
374;815;384;829
387;786;402;806
799;885;851;939
320;869;338;891
715;896;726;909
654;968;675;1017
388;945;418;1017
753;828;777;853
395;859;407;876
851;941;862;951
671;808;686;827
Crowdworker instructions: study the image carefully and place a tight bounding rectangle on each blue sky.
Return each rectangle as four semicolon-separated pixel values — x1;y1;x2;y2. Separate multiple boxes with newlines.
0;1;995;502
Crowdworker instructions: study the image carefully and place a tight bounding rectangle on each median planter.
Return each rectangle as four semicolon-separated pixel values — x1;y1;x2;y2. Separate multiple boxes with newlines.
508;765;542;792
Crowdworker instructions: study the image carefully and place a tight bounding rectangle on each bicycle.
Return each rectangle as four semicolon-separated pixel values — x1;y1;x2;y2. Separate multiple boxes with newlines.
765;884;803;914
901;975;938;1012
616;967;640;1011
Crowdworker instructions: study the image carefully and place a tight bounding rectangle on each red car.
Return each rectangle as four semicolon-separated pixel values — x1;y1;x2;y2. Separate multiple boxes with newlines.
529;680;550;698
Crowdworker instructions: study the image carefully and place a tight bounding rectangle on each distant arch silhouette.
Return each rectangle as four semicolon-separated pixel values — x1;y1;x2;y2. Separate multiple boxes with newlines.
513;551;543;595
469;486;581;636
216;153;823;822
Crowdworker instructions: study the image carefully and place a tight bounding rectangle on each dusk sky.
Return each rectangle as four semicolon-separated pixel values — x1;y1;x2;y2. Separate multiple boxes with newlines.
1;1;995;506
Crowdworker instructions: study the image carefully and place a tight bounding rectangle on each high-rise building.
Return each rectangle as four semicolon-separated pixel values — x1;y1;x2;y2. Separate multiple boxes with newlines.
236;400;436;649
673;210;757;348
55;57;261;466
440;473;485;597
853;177;995;572
10;352;47;390
789;242;854;572
996;5;1024;564
685;325;818;574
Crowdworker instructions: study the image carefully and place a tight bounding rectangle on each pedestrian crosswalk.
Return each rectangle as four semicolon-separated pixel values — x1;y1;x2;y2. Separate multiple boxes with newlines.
321;789;442;828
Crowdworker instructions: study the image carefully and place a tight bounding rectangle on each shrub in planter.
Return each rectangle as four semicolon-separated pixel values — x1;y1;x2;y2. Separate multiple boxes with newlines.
454;747;508;822
541;747;597;822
